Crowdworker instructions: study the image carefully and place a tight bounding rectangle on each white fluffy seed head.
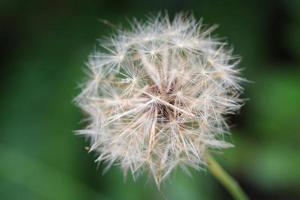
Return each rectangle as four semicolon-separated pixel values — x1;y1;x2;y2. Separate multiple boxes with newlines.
75;13;244;187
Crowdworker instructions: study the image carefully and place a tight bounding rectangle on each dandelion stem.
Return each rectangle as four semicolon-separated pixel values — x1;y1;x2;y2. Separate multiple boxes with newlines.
205;153;249;200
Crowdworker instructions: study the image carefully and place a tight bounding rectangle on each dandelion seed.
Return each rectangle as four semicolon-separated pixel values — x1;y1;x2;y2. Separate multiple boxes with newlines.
75;12;245;187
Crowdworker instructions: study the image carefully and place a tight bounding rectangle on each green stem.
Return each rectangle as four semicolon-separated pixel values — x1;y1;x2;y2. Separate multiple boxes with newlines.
205;153;249;200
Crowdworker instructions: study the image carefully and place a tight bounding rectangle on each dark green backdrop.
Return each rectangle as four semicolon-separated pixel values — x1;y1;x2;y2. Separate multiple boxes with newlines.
1;0;300;199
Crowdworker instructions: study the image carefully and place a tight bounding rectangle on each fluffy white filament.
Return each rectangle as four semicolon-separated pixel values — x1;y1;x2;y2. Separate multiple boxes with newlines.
75;13;244;187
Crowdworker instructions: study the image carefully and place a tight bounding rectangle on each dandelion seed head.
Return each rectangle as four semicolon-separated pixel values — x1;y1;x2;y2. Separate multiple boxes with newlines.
75;13;245;187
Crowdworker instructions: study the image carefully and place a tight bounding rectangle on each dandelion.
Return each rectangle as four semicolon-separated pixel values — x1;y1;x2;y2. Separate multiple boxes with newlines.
75;12;246;194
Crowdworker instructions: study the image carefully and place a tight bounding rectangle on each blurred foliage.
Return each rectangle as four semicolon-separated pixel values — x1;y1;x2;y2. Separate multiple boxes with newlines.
0;0;299;199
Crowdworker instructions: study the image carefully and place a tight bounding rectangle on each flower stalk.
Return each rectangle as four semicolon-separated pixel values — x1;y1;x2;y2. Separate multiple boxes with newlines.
205;153;249;200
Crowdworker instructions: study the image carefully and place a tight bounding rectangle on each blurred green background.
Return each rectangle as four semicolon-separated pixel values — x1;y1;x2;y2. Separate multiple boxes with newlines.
1;0;300;199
